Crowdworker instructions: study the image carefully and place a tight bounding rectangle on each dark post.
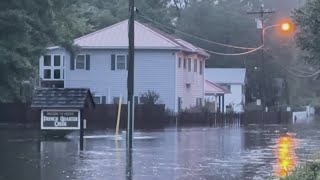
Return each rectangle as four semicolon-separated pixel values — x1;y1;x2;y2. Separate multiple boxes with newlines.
126;149;133;180
222;95;225;114
80;110;84;151
218;95;221;113
127;0;135;150
247;5;275;109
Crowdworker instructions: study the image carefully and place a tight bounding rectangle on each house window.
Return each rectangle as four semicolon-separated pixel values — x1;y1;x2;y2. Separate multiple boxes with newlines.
54;55;61;66
116;55;126;70
134;96;139;104
194;59;197;72
196;98;203;106
41;54;64;80
93;96;102;104
199;61;203;75
44;69;51;79
76;55;85;70
188;58;192;72
44;55;51;66
54;69;61;79
93;96;106;104
178;57;181;68
178;97;182;112
183;58;187;69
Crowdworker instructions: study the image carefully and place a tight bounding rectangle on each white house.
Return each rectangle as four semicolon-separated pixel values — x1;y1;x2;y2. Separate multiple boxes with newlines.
39;20;210;112
205;80;231;112
205;68;246;113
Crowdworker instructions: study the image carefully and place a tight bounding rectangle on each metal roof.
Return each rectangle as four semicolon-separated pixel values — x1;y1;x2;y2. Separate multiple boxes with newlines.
205;68;246;84
31;88;95;109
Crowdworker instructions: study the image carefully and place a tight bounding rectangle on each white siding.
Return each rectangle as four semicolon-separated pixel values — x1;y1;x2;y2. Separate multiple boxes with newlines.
64;49;177;111
224;84;244;113
176;53;205;110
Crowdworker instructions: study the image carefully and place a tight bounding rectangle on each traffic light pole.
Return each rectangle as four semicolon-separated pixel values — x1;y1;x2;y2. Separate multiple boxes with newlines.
127;0;135;150
247;5;275;109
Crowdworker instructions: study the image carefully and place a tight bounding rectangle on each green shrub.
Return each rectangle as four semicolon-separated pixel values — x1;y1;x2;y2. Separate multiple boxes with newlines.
281;161;320;180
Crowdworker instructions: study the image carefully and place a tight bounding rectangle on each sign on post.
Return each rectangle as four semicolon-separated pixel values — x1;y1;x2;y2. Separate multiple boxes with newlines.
41;110;80;130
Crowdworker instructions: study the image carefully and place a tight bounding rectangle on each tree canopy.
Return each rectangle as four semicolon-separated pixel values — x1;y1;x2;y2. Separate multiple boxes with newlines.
0;0;92;102
293;0;320;67
0;0;313;106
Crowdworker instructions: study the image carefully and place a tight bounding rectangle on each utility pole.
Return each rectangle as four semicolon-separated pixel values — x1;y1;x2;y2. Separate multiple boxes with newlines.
247;5;275;110
127;0;135;150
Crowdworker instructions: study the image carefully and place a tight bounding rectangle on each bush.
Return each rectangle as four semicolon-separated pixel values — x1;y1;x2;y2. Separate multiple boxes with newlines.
281;161;320;180
140;90;160;104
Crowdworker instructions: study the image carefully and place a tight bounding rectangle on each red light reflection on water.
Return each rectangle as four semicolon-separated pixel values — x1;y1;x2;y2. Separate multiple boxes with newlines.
274;133;297;177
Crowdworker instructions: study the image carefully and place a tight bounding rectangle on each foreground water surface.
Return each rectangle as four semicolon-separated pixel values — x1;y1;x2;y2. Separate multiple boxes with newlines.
0;122;320;180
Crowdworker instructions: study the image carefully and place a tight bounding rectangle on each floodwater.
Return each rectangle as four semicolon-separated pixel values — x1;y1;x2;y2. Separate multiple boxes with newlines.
1;122;320;180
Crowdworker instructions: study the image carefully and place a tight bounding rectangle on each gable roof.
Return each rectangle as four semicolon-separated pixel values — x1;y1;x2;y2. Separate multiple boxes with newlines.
205;68;246;84
74;20;209;57
205;80;231;95
31;88;95;109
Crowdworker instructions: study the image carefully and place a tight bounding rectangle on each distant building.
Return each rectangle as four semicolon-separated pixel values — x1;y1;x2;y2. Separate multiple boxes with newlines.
205;80;231;113
38;20;210;112
205;68;246;113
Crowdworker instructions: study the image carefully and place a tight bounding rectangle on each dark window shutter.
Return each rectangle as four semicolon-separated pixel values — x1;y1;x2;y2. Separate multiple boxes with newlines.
111;54;115;70
70;54;75;70
127;54;129;70
102;96;106;104
134;96;139;104
86;54;90;70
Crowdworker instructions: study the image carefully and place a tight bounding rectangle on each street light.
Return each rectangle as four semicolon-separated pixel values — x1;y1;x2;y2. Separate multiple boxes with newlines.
281;23;291;32
258;21;293;109
262;21;294;44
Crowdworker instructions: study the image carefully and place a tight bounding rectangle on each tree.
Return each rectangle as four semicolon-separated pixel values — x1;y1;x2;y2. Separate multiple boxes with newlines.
0;0;91;102
140;90;160;105
293;0;320;67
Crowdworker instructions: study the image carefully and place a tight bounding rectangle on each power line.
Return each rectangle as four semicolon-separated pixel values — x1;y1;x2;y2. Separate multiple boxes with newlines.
264;48;320;77
202;45;264;56
137;12;263;56
287;68;320;78
137;12;258;50
269;59;320;78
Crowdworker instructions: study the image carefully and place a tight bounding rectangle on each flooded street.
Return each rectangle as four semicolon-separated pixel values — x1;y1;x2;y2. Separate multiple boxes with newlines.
1;122;320;180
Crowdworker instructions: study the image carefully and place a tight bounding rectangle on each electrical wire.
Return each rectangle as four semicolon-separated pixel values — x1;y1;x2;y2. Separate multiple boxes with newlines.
138;11;320;76
202;45;264;56
269;59;320;78
263;48;320;78
287;68;320;78
137;12;259;50
137;12;264;56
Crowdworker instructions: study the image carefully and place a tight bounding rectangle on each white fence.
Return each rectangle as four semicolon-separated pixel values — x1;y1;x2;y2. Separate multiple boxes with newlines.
292;106;315;124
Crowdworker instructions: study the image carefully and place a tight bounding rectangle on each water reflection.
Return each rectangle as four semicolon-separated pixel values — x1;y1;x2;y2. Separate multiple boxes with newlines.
2;124;320;180
274;133;297;177
126;150;133;180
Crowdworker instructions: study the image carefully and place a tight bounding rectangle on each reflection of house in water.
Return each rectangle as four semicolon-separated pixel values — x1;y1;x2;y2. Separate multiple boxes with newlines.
39;140;79;180
0;133;41;180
